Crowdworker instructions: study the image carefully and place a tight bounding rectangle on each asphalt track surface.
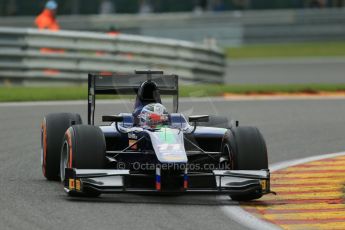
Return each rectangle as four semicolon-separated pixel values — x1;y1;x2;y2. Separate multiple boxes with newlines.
226;58;345;84
1;98;345;230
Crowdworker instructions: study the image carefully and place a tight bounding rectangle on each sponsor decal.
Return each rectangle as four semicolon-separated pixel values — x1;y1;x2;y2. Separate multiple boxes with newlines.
128;133;138;140
158;143;182;152
163;155;185;161
75;179;81;191
260;180;267;190
157;128;175;144
69;179;75;190
184;168;188;189
128;139;138;150
156;167;161;191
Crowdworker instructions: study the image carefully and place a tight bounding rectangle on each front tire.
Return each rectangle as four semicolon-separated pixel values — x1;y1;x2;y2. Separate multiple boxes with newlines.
41;113;82;180
60;125;106;197
224;126;268;201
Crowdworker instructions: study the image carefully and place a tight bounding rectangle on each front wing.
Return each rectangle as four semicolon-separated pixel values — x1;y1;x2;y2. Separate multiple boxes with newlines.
64;168;271;196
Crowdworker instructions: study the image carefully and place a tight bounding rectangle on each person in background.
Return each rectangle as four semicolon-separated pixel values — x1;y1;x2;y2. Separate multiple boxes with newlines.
35;0;60;31
35;0;62;74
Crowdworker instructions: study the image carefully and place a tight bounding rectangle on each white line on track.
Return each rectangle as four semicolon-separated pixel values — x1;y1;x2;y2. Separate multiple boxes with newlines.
221;151;345;230
1;96;345;107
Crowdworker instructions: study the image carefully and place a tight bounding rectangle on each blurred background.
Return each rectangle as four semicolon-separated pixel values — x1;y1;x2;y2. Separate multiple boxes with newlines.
1;0;344;16
0;0;345;100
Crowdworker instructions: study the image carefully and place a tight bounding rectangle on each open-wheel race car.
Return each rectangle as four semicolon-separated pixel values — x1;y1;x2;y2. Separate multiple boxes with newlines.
41;70;272;201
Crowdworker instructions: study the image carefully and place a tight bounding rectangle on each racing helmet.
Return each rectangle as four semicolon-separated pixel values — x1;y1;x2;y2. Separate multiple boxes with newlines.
45;0;58;10
138;103;168;128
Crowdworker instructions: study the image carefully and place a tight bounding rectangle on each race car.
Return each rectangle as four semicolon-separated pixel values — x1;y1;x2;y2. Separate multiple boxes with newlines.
41;70;272;201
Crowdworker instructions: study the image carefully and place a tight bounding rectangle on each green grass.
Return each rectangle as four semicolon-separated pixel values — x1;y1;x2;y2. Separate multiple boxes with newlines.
0;86;121;102
226;41;345;59
1;84;345;102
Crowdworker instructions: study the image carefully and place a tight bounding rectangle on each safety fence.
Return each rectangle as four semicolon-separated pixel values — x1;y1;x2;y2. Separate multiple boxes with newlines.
0;27;225;85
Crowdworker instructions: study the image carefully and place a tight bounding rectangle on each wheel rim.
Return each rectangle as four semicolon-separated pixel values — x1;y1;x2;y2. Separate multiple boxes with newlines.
60;140;69;182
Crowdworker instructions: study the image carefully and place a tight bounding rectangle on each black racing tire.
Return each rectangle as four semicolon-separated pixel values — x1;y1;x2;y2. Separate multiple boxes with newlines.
60;125;106;197
199;115;235;129
223;126;268;201
41;113;82;181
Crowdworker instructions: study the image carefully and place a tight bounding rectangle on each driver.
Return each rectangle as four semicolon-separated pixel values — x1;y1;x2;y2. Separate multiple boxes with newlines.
137;103;169;129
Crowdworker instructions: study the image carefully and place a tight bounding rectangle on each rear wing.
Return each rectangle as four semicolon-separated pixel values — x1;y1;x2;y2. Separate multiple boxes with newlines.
88;71;179;125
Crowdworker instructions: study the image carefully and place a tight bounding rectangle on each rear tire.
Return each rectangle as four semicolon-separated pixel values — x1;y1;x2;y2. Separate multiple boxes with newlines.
224;126;268;201
41;113;82;180
60;125;106;197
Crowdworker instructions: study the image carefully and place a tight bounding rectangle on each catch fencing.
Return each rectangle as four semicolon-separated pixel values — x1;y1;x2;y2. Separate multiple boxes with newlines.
0;27;225;85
